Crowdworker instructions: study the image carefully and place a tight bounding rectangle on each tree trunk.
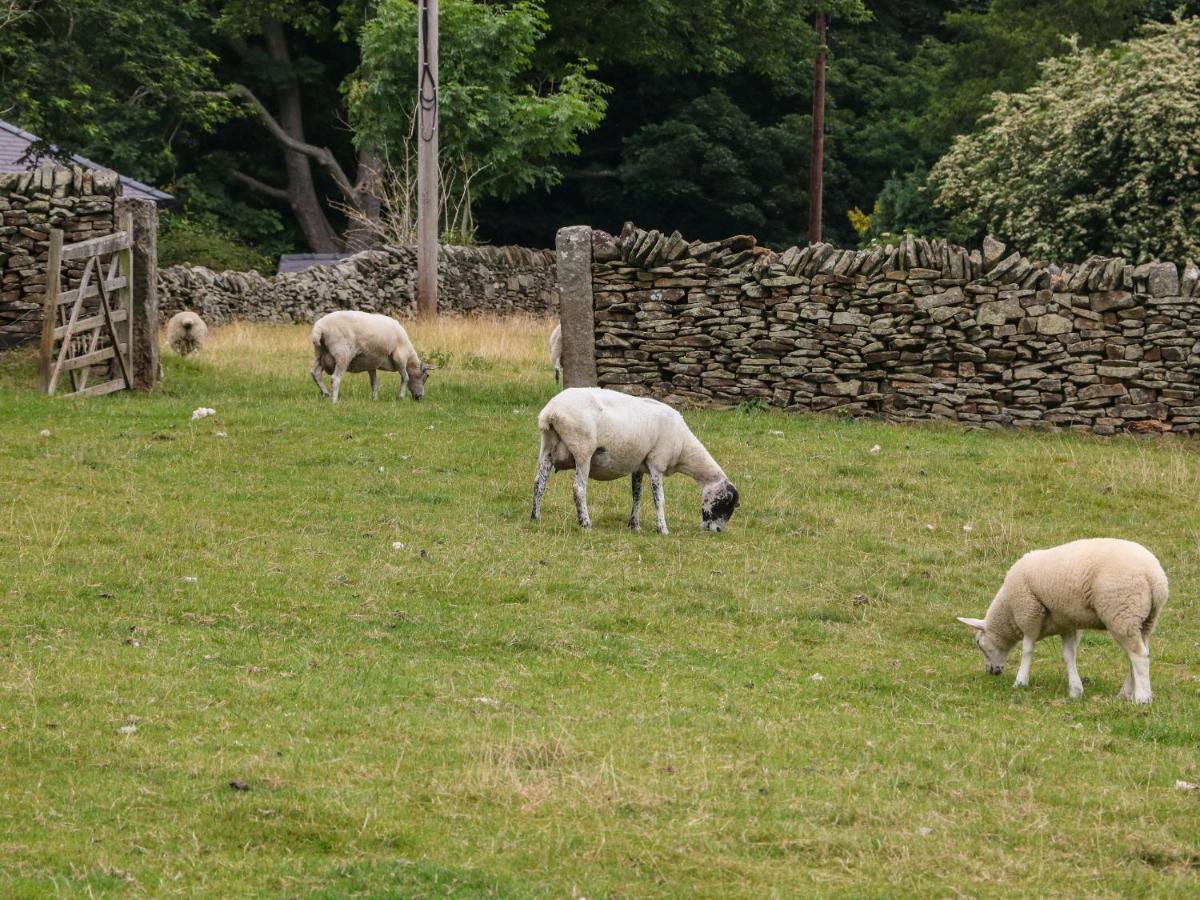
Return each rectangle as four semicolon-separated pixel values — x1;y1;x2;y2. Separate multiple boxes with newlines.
808;10;827;244
262;17;342;253
345;146;382;251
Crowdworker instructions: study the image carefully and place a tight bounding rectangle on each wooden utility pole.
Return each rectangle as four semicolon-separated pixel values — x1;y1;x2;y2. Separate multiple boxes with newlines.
416;0;439;318
808;9;827;244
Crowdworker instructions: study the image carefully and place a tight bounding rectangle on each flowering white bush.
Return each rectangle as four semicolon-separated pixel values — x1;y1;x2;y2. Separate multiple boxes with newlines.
932;19;1200;263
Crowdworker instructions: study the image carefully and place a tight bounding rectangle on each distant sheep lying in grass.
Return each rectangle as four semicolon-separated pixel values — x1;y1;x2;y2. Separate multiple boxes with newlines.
310;310;433;403
549;323;562;383
166;311;207;356
532;387;739;534
958;538;1168;703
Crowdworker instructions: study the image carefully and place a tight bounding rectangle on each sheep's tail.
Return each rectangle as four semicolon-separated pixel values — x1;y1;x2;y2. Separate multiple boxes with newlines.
1144;567;1169;637
311;321;327;354
537;409;561;459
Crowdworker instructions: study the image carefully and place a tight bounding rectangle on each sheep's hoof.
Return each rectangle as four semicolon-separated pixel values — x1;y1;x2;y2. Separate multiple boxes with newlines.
657;526;669;536
1013;679;1028;689
1069;687;1084;700
629;521;641;532
1133;693;1152;705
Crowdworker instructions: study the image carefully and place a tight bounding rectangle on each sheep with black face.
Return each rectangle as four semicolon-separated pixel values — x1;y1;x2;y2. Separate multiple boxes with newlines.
531;387;739;534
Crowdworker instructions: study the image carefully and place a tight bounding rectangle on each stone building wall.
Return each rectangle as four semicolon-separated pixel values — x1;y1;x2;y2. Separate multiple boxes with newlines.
590;224;1200;435
0;167;120;349
159;243;557;324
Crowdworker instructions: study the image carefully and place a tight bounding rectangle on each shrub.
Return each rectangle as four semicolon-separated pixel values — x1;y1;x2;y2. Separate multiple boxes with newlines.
158;214;275;274
931;18;1200;262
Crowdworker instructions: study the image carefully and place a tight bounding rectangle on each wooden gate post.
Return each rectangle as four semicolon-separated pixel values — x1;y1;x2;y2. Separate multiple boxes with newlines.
39;229;64;393
116;198;160;390
555;225;598;388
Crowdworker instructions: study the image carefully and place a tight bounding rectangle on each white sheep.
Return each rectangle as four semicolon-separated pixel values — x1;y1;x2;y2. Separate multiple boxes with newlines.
310;310;433;403
531;387;739;534
549;323;562;383
957;538;1168;703
166;311;208;356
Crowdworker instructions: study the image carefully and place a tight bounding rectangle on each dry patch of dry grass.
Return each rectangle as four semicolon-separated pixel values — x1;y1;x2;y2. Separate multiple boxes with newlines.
203;314;553;379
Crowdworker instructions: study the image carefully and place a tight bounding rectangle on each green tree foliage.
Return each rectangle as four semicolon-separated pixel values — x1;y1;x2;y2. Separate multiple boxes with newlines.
931;18;1200;262
349;0;608;224
0;0;229;184
617;88;857;247
538;0;867;79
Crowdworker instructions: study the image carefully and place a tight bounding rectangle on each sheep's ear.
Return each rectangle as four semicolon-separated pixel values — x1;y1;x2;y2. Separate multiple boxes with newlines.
956;616;987;631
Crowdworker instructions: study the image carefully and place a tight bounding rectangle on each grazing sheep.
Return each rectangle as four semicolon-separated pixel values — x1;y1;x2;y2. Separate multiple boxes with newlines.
166;311;208;356
957;538;1168;703
310;310;433;403
549;323;562;383
531;387;739;534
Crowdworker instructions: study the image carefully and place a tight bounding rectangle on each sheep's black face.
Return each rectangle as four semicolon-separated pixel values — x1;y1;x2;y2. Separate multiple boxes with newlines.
701;481;739;532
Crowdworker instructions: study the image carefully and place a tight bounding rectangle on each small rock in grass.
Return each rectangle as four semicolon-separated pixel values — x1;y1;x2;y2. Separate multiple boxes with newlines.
391;541;405;550
191;407;216;421
379;466;385;473
229;780;251;792
215;431;228;438
1175;780;1200;792
116;724;137;735
925;524;936;531
869;444;881;454
39;429;51;438
181;576;198;584
809;673;825;682
963;523;974;533
852;593;871;607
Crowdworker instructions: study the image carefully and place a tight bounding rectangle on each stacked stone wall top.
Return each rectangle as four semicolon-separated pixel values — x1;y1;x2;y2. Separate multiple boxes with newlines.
159;243;557;324
591;222;1200;436
0;166;120;348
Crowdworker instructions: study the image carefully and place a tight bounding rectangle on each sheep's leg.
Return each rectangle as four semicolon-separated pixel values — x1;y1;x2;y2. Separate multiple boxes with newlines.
311;359;330;398
629;472;643;531
399;370;408;400
1119;671;1133;699
649;469;668;535
1113;633;1152;704
1061;631;1083;699
531;445;553;521
330;360;348;403
572;458;592;530
1013;635;1036;688
369;369;379;401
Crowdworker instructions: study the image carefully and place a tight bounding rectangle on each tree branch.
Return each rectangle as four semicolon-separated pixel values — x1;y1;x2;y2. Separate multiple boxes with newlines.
227;83;358;201
230;169;290;202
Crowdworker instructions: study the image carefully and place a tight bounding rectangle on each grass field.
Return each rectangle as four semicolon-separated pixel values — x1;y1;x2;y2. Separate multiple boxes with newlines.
2;317;1199;897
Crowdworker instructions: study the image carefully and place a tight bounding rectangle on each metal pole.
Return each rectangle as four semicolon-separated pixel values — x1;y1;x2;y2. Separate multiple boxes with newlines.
808;10;827;244
416;0;439;318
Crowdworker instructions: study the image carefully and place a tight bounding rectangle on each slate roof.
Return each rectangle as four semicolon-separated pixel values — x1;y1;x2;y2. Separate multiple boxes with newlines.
277;253;351;275
0;119;174;205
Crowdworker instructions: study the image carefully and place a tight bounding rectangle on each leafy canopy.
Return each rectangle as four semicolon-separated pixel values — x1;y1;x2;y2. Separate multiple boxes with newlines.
348;0;609;206
0;0;229;184
932;17;1200;262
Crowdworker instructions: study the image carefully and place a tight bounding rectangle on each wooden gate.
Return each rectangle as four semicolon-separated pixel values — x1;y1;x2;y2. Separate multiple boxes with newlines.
38;212;134;397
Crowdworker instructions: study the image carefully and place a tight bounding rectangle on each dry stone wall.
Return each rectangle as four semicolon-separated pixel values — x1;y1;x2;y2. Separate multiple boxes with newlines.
0;167;120;349
159;243;556;324
591;223;1200;435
